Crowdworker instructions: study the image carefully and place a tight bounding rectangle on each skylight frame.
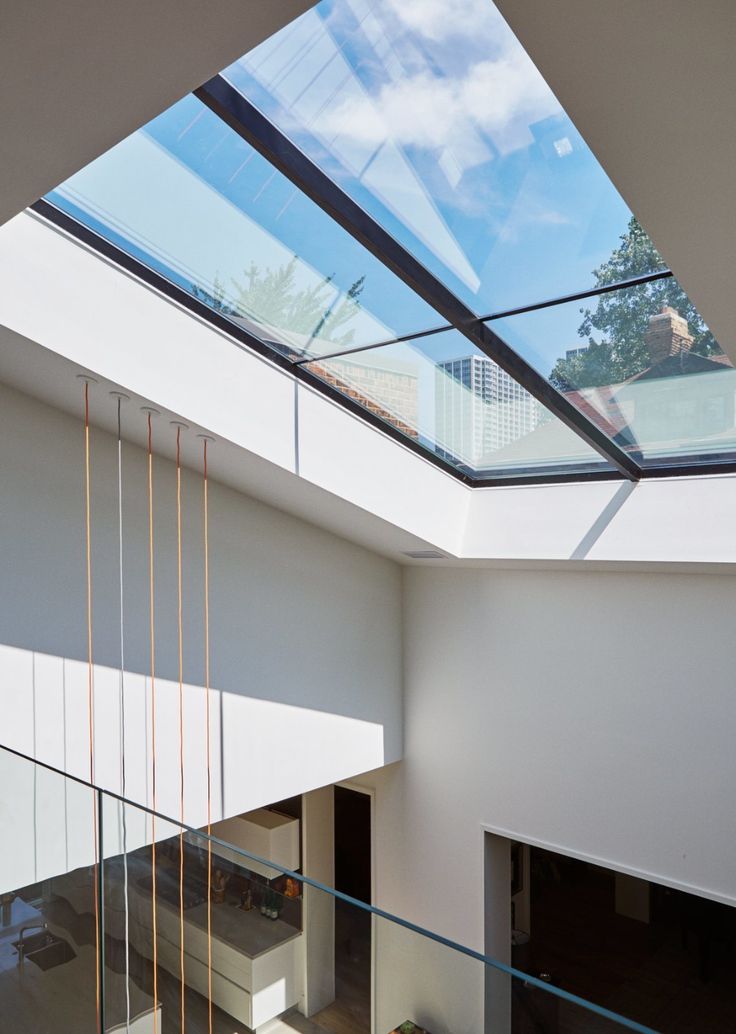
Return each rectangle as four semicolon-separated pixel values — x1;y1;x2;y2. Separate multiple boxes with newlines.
34;194;736;487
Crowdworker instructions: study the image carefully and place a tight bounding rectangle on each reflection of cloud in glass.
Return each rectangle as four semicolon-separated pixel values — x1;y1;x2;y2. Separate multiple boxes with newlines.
317;55;560;159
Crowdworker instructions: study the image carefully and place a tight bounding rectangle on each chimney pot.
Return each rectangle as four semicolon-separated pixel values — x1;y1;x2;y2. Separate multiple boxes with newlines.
644;306;693;363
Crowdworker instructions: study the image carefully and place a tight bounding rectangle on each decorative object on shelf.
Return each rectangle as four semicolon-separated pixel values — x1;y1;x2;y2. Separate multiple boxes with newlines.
261;888;281;920
390;1022;430;1034
212;869;231;904
240;888;253;911
284;878;301;899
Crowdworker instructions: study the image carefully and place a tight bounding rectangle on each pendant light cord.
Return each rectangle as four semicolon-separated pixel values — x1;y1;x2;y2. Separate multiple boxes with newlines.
176;427;186;1032
83;381;102;1032
147;413;159;1034
203;438;213;1034
116;398;132;1034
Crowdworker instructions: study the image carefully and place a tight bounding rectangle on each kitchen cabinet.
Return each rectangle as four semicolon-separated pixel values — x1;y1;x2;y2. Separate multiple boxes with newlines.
209;808;300;878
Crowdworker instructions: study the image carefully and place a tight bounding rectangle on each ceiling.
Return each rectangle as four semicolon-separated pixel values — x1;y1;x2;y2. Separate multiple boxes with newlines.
495;0;736;366
0;0;314;226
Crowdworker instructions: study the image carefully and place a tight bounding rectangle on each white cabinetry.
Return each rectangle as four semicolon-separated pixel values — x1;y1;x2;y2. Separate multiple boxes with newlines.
210;809;300;877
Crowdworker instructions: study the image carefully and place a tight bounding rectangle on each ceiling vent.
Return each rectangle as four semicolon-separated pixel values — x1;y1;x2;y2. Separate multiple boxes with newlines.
402;549;446;559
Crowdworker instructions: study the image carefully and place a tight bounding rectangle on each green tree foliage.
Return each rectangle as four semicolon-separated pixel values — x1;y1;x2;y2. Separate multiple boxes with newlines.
193;258;365;354
550;218;718;390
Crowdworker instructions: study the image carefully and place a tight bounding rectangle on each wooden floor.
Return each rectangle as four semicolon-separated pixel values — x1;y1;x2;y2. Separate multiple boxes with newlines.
313;901;372;1034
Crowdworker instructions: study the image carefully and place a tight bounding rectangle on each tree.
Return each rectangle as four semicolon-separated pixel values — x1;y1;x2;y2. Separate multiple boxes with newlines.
193;259;365;354
550;217;718;390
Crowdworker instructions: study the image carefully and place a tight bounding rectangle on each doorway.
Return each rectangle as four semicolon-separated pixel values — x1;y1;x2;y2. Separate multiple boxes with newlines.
315;785;373;1034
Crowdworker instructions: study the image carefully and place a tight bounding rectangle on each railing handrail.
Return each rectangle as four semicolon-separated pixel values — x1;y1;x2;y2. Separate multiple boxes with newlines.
0;740;658;1033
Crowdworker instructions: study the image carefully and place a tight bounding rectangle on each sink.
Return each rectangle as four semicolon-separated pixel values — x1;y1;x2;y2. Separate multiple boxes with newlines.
25;939;76;970
12;932;76;970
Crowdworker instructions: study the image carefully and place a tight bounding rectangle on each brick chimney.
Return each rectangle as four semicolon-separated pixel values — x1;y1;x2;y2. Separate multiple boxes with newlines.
644;306;693;364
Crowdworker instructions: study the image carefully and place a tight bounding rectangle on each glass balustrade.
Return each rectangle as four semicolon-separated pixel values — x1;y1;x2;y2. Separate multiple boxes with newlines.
0;743;657;1033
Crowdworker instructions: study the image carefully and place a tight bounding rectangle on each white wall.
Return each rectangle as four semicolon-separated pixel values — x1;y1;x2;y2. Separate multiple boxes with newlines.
0;381;402;890
301;787;336;1017
354;564;736;1032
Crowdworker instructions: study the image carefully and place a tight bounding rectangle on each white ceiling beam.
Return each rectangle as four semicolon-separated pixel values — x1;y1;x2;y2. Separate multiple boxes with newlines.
0;0;314;225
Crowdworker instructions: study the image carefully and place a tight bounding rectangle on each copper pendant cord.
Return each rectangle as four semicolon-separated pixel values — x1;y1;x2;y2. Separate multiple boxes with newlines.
146;412;159;1034
203;437;213;1034
175;427;186;1032
114;395;132;1034
83;381;102;1032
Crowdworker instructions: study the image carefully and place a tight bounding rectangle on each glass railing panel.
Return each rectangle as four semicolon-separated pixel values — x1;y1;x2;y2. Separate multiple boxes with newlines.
373;913;643;1034
100;795;175;1033
0;744;656;1033
0;747;99;1032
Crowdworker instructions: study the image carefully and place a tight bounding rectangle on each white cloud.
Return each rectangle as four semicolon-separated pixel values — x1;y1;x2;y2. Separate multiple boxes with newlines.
318;48;561;159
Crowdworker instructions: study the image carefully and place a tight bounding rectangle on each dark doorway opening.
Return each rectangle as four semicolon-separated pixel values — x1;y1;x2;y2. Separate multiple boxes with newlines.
335;786;371;905
315;786;372;1034
512;845;736;1033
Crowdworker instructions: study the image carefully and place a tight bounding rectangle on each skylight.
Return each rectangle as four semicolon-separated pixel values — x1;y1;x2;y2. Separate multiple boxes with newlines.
37;0;736;485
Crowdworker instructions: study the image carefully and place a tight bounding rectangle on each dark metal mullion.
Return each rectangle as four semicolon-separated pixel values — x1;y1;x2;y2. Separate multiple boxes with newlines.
195;75;642;481
477;269;673;324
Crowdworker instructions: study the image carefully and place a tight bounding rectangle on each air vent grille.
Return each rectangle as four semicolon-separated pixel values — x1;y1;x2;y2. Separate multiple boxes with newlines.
403;550;445;559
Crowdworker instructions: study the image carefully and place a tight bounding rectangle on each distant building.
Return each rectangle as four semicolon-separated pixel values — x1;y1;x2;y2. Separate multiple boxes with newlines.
565;345;589;361
435;354;541;464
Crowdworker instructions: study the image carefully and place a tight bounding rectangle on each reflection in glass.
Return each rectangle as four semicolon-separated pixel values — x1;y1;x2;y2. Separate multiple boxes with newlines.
46;96;441;359
0;750;98;1032
304;330;611;477
225;0;666;311
490;279;736;463
101;798;303;1032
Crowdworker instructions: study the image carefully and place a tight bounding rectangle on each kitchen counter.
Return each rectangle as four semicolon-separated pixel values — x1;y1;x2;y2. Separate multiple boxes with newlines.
116;856;300;960
175;895;301;959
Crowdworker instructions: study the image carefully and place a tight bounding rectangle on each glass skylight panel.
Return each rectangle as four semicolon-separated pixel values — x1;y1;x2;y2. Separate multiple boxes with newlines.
46;95;442;360
223;0;667;315
303;330;612;477
488;281;736;465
